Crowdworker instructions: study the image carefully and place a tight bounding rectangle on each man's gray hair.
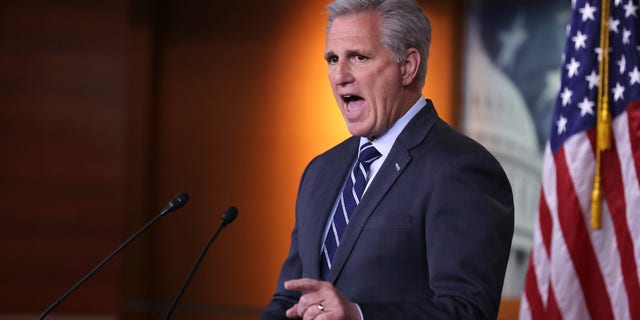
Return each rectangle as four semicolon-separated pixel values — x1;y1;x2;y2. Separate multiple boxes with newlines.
327;0;431;88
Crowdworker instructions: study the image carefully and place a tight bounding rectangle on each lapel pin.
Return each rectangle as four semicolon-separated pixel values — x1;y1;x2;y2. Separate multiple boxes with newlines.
395;163;401;171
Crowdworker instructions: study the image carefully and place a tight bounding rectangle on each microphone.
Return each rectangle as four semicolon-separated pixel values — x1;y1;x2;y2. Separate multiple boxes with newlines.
163;206;238;320
39;192;190;320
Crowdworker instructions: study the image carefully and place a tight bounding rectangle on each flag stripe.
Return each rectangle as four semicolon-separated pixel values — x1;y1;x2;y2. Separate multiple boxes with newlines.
524;252;546;319
537;144;557;307
539;189;553;257
584;129;631;320
519;298;532;320
603;138;638;320
546;284;563;320
555;146;614;319
610;112;640;320
548;138;588;319
619;108;640;309
628;101;640;185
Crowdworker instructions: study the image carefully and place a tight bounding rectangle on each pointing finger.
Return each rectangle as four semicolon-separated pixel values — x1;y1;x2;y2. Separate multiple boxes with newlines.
285;278;324;292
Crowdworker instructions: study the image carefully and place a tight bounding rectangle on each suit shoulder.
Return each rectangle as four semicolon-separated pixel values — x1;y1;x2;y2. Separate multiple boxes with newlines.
298;136;358;180
428;119;495;157
309;136;358;164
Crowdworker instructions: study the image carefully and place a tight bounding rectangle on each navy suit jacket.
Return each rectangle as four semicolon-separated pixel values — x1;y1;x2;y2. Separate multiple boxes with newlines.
261;100;514;319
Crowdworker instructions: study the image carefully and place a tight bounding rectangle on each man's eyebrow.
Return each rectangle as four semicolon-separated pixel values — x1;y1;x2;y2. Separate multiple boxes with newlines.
345;49;364;57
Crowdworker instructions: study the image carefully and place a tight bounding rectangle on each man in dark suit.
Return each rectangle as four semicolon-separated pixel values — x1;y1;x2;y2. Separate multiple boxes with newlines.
261;0;514;319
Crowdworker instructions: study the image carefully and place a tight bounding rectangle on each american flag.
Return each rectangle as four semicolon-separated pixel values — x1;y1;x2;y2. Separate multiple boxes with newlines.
520;0;640;319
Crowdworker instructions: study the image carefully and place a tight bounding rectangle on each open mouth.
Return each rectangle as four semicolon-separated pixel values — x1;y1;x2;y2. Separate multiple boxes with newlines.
342;94;364;103
341;94;366;120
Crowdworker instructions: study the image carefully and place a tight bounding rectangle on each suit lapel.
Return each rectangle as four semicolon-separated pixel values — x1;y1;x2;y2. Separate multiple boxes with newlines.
327;148;412;282
299;138;359;279
326;100;439;282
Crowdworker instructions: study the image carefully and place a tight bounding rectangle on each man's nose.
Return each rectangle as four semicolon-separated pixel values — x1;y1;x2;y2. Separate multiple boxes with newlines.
330;61;355;86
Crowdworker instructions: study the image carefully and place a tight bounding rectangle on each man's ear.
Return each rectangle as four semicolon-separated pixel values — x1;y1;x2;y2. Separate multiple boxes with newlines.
400;48;420;86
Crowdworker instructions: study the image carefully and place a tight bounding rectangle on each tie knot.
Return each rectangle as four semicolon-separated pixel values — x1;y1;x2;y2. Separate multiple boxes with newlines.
358;142;382;165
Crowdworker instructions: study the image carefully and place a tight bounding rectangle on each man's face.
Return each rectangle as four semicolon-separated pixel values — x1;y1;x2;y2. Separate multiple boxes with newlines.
325;11;409;139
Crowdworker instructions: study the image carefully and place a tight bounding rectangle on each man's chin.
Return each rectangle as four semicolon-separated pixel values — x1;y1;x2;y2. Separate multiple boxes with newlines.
346;124;373;138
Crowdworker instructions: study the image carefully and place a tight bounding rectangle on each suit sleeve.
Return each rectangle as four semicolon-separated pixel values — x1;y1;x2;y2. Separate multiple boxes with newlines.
358;152;514;319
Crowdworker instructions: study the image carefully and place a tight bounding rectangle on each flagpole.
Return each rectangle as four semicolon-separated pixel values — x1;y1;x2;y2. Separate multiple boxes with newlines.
591;0;612;229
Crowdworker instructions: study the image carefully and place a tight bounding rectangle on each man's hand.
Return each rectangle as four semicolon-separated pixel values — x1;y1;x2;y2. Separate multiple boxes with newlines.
284;278;360;320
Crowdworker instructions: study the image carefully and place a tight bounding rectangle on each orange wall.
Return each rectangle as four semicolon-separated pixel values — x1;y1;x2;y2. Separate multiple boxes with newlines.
120;1;463;319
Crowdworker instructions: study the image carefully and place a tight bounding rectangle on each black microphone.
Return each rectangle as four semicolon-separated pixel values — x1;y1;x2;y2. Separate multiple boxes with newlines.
39;192;190;320
163;206;238;320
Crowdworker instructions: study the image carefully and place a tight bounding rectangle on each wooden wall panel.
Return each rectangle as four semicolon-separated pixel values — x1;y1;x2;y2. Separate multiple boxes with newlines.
0;0;128;315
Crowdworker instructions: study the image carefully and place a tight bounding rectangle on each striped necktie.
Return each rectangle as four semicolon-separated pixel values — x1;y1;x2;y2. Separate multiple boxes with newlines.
320;142;381;280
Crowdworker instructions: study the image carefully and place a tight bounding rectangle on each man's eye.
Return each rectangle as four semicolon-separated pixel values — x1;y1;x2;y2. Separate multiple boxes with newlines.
355;55;368;61
328;56;339;64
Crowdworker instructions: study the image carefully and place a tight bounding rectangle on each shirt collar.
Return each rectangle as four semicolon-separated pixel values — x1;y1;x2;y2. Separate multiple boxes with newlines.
359;96;426;157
